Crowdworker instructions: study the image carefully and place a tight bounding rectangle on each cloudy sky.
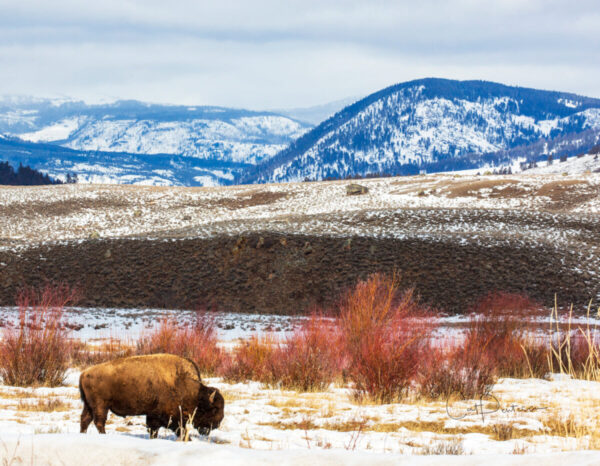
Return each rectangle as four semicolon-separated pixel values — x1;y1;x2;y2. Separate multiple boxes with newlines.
1;0;599;109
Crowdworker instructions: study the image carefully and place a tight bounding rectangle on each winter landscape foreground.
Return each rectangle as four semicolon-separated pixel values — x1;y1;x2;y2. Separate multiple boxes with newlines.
2;287;600;464
2;374;600;465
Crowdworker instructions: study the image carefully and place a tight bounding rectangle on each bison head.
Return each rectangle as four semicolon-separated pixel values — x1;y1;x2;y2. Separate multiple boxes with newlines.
194;384;225;435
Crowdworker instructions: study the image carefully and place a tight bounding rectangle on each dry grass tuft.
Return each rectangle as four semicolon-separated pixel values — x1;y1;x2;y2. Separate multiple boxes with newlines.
490;423;515;441
542;411;600;448
419;438;465;455
70;339;135;368
548;300;600;381
33;426;62;434
16;398;70;412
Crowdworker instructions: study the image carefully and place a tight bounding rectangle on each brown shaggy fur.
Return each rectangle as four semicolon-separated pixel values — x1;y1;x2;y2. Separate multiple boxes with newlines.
79;354;224;438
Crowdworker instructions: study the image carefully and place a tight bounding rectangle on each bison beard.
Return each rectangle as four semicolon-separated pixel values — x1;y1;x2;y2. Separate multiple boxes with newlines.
79;354;224;438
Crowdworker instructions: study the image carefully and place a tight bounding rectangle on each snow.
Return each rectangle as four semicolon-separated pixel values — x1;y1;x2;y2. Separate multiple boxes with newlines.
1;172;599;248
0;110;38;129
260;85;600;184
19;117;81;142
17;116;306;165
519;153;600;175
1;371;600;464
3;306;304;342
558;98;581;109
1;306;596;345
193;176;222;187
1;434;599;465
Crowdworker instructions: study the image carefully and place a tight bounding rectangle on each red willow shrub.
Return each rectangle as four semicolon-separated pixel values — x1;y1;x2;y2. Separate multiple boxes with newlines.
218;335;278;383
420;335;497;401
467;292;546;378
0;284;78;386
562;330;597;375
218;288;594;399
338;273;435;403
518;337;550;378
275;314;345;391
421;291;548;400
137;310;221;376
220;315;344;391
347;320;429;403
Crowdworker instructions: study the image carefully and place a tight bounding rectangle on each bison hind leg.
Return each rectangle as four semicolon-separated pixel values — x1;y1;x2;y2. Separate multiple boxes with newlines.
92;404;108;434
80;403;93;433
146;415;163;439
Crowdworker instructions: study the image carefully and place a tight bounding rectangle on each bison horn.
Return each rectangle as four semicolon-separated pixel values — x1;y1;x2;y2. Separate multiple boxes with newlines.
209;390;216;404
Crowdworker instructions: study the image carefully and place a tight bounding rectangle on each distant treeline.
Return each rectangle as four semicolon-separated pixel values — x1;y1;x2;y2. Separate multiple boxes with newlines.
0;161;75;185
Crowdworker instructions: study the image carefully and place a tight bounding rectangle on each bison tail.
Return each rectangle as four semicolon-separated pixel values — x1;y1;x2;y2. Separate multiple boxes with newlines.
79;376;89;407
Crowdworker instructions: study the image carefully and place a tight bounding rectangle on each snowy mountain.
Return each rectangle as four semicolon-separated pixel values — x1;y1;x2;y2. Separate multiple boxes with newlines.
3;79;600;187
0;98;310;185
0;136;254;186
241;78;600;183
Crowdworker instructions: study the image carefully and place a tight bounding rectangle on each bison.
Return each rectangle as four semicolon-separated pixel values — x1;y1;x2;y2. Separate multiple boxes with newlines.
79;353;224;438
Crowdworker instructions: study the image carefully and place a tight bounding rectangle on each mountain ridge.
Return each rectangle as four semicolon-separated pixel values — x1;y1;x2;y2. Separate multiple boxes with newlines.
240;78;600;183
0;98;311;184
0;136;253;186
3;78;600;186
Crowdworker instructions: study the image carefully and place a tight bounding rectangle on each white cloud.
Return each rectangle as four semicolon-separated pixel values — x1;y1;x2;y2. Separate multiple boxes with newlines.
0;0;598;108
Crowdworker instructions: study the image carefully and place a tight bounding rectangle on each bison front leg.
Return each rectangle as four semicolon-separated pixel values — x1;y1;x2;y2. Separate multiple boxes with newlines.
146;415;162;439
80;403;93;433
167;419;186;439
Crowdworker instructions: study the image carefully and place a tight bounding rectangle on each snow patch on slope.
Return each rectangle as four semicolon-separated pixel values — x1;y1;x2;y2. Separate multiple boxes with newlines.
23;116;307;164
20;117;81;142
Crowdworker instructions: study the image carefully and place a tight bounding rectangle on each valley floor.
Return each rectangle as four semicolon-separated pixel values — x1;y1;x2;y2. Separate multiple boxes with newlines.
1;371;600;465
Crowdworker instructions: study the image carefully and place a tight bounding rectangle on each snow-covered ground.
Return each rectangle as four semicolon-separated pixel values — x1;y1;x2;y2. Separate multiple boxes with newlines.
0;307;304;342
519;153;600;175
440;152;600;177
0;173;599;463
1;306;597;344
1;371;600;464
3;436;598;465
1;172;599;250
